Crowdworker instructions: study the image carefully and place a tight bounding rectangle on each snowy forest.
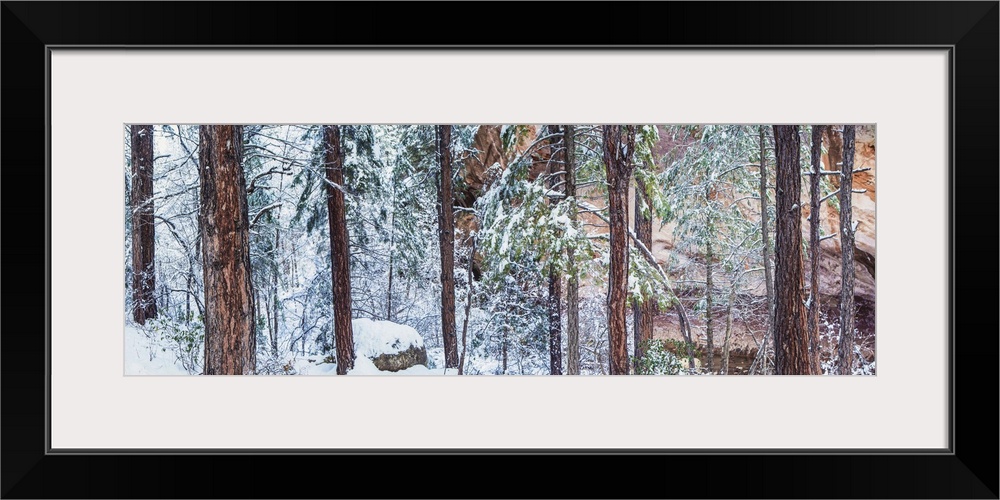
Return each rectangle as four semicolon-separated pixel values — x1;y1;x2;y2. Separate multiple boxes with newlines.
125;124;876;376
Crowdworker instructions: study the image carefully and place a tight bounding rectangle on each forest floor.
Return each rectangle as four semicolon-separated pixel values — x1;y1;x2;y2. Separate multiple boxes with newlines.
652;295;876;374
125;293;875;376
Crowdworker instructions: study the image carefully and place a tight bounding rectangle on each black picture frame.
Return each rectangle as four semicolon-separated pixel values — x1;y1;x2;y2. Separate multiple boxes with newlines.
2;2;996;498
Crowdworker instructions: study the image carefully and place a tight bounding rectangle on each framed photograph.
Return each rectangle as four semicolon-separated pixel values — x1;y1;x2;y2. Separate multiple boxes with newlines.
3;2;995;498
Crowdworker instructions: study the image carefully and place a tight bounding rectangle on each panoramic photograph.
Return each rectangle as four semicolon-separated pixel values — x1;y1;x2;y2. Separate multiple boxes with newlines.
125;124;875;376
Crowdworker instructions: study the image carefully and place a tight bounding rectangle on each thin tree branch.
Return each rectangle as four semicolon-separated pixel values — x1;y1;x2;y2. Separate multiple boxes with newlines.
250;202;283;228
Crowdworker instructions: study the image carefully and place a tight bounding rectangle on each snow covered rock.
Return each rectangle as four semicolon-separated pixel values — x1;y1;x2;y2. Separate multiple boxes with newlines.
352;318;428;372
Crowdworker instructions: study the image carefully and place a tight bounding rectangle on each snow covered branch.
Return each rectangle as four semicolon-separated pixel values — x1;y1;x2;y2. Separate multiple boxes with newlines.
247;167;293;194
577;199;680;302
819;189;840;204
807;167;870;176
250;202;283;228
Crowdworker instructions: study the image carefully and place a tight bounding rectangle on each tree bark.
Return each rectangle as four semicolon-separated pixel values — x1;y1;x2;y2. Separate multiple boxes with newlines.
324;125;356;375
199;125;256;375
705;235;715;373
808;125;826;374
130;125;158;325
272;227;280;354
602;125;637;375
633;177;655;373
387;205;395;322
459;242;475;375
758;126;775;372
545;125;563;375
501;325;509;375
564;125;581;375
837;125;857;375
824;127;845;190
437;125;459;369
721;289;735;374
546;263;562;375
272;275;279;354
772;125;811;375
676;303;696;372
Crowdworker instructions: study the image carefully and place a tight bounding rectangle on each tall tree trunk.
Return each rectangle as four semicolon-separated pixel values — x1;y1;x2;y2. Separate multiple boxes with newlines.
160;271;169;313
324;125;355;375
501;325;508;375
185;261;193;324
387;217;395;321
267;298;277;353
459;242;475;375
564;125;581;375
386;179;397;322
758;126;775;372
386;255;394;321
823;127;844;190
633;178;654;373
808;125;826;374
437;125;459;369
705;236;715;373
272;281;279;354
676;303;696;372
199;125;256;375
546;125;563;375
602;125;637;375
130;125;158;325
772;125;811;375
837;125;857;375
721;288;735;374
272;228;281;354
547;266;562;374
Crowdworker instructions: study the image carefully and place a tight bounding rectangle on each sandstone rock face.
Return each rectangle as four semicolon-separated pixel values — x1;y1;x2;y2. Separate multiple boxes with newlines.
814;125;876;302
461;124;541;196
641;125;877;302
462;125;505;195
462;125;875;304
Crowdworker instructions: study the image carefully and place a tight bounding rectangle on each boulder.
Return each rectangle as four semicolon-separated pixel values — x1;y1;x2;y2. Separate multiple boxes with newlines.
371;345;428;372
352;318;428;372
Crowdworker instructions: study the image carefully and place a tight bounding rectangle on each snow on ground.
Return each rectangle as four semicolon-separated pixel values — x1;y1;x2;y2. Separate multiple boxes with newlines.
124;324;191;375
345;355;444;376
291;356;338;375
125;318;439;375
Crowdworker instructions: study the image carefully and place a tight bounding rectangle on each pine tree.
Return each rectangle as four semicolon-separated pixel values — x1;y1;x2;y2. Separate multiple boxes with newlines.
130;125;158;325
545;125;563;375
602;125;637;375
633;176;654;372
564;125;581;375
837;125;857;375
199;125;256;375
758;126;776;372
663;125;767;373
808;125;826;374
437;125;460;369
323;125;356;375
772;125;810;375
